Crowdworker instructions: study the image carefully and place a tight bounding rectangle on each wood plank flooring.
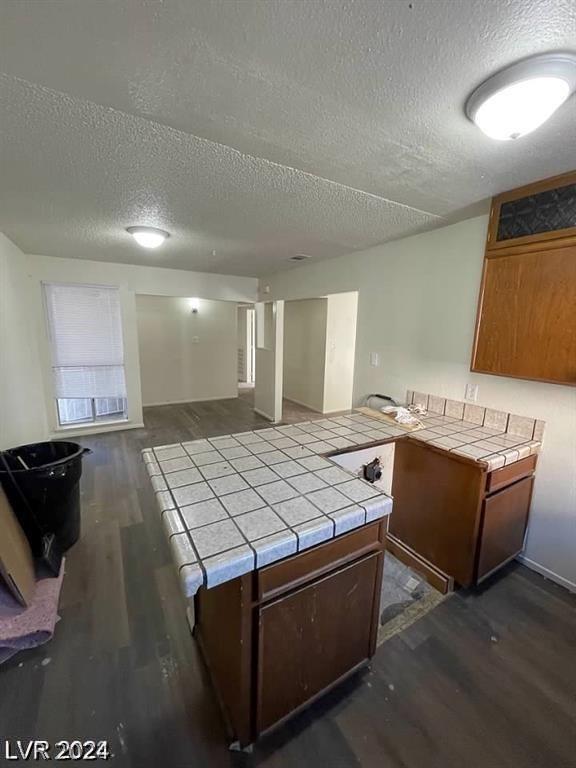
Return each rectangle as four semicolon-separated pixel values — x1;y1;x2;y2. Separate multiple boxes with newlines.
1;397;575;767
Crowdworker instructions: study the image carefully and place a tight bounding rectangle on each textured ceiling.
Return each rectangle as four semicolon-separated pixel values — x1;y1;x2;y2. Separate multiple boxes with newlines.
1;0;575;276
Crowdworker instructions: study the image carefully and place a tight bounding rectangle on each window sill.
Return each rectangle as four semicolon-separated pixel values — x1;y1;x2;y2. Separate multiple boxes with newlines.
51;419;144;438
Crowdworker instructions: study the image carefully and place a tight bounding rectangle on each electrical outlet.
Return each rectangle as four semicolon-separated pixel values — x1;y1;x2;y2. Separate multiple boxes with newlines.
369;352;380;367
465;383;479;402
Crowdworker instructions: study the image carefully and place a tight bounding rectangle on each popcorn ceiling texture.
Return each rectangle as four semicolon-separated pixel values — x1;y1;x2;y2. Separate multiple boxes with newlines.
1;0;575;275
0;74;440;277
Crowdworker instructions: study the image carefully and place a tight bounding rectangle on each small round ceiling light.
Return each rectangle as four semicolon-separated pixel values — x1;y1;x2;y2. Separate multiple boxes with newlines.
126;226;170;249
465;52;576;140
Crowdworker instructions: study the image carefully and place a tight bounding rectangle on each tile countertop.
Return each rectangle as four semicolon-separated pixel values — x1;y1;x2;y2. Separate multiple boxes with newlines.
143;399;543;598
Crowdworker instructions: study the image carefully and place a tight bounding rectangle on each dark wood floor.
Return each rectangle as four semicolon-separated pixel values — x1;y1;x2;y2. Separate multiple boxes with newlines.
1;398;575;768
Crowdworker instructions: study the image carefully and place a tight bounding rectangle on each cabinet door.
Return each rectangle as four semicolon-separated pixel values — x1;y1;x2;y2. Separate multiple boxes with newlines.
472;245;576;384
257;552;381;734
477;476;534;582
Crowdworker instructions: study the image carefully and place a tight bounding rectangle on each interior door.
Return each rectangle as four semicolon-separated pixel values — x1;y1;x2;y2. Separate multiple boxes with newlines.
253;300;284;422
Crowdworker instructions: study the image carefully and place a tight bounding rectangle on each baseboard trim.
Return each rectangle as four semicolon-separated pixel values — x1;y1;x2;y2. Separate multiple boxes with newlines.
283;396;323;413
143;395;238;407
50;421;145;439
517;555;576;593
253;407;275;422
282;397;351;416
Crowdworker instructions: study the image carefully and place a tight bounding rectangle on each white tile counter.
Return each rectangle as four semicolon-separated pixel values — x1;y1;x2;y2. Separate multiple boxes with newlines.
143;397;543;598
143;412;396;597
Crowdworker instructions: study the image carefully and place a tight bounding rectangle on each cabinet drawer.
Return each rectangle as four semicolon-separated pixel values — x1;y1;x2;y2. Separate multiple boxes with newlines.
486;454;537;494
257;521;383;602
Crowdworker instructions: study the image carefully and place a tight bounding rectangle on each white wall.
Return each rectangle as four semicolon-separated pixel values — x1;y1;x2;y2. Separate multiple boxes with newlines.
323;292;358;413
136;295;238;406
283;299;327;412
254;301;284;422
28;256;257;304
0;243;257;438
282;294;357;414
0;235;48;448
260;216;576;591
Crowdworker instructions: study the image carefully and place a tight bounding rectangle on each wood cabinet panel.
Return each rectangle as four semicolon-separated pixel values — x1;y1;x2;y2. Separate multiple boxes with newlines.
257;520;382;602
391;440;537;588
486;454;537;494
257;553;380;733
472;245;576;384
390;440;484;587
194;574;253;745
476;476;534;581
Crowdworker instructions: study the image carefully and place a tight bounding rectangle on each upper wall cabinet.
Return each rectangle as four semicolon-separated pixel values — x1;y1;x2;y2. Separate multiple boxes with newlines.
472;171;576;386
487;171;576;251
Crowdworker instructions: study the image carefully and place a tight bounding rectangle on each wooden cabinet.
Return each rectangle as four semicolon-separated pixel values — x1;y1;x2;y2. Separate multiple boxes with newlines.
472;170;576;386
388;439;484;586
389;440;536;588
476;476;534;581
485;453;537;493
257;553;380;732
472;244;576;384
194;520;386;747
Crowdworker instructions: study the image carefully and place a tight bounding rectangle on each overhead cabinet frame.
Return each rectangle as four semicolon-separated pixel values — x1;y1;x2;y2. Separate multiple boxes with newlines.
471;169;576;386
486;169;576;252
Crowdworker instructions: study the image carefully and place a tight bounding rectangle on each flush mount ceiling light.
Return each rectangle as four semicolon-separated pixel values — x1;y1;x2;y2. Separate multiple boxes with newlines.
126;226;170;249
465;52;576;140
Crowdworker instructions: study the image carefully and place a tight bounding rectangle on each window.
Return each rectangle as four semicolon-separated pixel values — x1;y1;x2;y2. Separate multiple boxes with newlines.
43;283;128;426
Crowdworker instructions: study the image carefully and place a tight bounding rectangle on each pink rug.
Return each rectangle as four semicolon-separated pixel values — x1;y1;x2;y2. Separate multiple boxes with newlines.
0;561;65;663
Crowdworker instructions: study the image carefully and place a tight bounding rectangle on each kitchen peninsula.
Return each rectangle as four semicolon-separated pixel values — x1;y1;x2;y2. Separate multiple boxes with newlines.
143;393;543;747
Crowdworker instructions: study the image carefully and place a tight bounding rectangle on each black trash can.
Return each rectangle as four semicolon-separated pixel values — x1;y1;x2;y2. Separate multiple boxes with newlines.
0;441;91;556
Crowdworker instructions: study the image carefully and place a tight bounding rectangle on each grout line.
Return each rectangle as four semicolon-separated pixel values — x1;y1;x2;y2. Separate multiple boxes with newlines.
151;449;207;582
145;410;452;581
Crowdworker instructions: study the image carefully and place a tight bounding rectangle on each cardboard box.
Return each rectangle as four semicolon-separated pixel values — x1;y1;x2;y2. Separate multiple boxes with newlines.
0;484;35;606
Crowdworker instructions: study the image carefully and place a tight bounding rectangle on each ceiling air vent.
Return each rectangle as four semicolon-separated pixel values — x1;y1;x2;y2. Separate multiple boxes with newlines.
289;254;312;261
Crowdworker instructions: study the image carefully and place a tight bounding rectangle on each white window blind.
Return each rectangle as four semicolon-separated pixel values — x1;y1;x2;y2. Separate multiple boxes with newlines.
44;283;127;400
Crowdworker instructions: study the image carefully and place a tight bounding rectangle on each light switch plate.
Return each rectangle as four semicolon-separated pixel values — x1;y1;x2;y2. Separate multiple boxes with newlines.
369;352;380;367
465;383;479;402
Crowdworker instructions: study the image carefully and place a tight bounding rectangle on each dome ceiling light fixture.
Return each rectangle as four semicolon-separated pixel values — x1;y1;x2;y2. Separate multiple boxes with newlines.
126;226;170;249
465;52;576;141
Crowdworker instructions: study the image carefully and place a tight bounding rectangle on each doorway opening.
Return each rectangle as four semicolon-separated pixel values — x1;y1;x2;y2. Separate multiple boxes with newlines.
237;304;255;392
281;292;358;422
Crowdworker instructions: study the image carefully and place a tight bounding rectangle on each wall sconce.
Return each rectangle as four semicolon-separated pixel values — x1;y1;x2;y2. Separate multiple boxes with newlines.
190;297;200;314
